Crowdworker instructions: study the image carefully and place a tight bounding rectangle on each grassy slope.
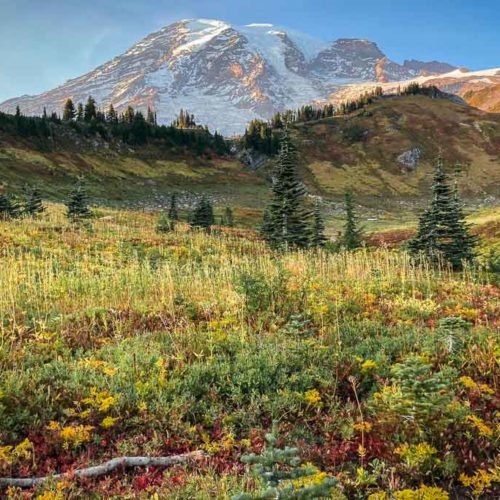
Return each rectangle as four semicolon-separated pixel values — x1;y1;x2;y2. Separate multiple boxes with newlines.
289;95;500;204
0;132;268;212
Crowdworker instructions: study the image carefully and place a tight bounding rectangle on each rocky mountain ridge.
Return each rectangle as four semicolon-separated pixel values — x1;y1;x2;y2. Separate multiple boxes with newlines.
1;18;487;135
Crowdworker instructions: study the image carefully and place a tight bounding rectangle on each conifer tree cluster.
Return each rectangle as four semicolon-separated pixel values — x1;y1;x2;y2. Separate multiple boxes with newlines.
1;100;228;155
0;185;45;220
409;158;476;269
244;88;384;155
233;430;337;499
171;109;197;129
244;119;281;155
260;130;325;249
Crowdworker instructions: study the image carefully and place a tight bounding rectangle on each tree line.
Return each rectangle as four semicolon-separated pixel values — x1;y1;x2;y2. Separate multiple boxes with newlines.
243;83;442;156
258;130;476;269
0;179;235;234
0;99;228;154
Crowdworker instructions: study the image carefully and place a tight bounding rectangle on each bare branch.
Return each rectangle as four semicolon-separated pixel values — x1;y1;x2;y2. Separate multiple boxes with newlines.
0;450;206;488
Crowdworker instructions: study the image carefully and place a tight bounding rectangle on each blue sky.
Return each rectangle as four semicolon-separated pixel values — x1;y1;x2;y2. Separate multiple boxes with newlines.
0;0;498;102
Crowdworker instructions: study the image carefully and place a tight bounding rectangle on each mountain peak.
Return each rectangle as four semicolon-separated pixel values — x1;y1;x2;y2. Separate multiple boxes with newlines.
0;18;471;135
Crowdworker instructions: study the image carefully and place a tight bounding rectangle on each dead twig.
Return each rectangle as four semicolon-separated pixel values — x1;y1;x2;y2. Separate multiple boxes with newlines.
0;450;206;488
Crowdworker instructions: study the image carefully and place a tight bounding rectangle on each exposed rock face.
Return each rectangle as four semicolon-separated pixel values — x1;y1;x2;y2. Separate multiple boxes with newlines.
0;19;461;134
402;60;459;75
397;147;422;171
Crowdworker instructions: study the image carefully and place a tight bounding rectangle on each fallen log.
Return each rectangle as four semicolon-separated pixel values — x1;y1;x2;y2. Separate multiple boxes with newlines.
0;450;206;488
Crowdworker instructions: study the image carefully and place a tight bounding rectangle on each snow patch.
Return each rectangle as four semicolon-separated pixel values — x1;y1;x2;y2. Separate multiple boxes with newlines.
173;20;230;56
246;23;274;28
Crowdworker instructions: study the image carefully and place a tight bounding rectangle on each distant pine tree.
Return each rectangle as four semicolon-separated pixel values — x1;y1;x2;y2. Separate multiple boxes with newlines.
191;196;214;231
123;106;135;124
66;178;92;222
76;103;84;121
84;96;97;122
62;98;76;121
409;157;476;269
261;129;311;249
310;200;327;247
146;107;156;125
24;185;45;217
106;104;118;123
0;193;12;220
341;190;363;250
168;193;179;221
0;193;21;220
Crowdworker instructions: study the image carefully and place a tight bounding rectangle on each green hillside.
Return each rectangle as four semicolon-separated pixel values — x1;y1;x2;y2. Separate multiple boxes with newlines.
1;94;499;221
286;95;500;202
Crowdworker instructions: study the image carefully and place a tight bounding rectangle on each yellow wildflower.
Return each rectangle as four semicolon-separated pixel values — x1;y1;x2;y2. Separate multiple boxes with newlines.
361;359;377;372
304;389;322;407
393;485;449;499
55;425;94;449
460;467;500;497
353;422;372;433
395;442;437;470
466;415;493;437
101;416;120;429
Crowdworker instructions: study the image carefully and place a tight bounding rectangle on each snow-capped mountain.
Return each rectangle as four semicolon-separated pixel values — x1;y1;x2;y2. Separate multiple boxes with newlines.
320;68;500;111
0;19;474;134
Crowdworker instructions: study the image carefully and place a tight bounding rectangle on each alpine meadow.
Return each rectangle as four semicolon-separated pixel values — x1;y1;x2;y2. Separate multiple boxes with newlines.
0;3;499;499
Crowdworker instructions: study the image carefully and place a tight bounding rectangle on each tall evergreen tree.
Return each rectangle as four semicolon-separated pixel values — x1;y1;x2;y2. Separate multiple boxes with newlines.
146;106;156;125
24;185;45;217
191;196;214;231
0;193;13;220
66;178;92;222
106;104;118;123
84;96;97;122
408;157;476;269
261;129;311;249
62;98;76;121
0;193;20;220
168;193;179;221
123;106;135;124
341;190;363;250
310;200;327;248
76;103;84;121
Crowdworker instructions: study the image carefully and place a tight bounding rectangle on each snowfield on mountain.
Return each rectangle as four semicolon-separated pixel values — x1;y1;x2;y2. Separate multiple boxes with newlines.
3;18;493;135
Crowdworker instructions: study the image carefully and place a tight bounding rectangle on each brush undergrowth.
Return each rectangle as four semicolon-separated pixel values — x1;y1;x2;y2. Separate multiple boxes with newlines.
0;207;498;499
